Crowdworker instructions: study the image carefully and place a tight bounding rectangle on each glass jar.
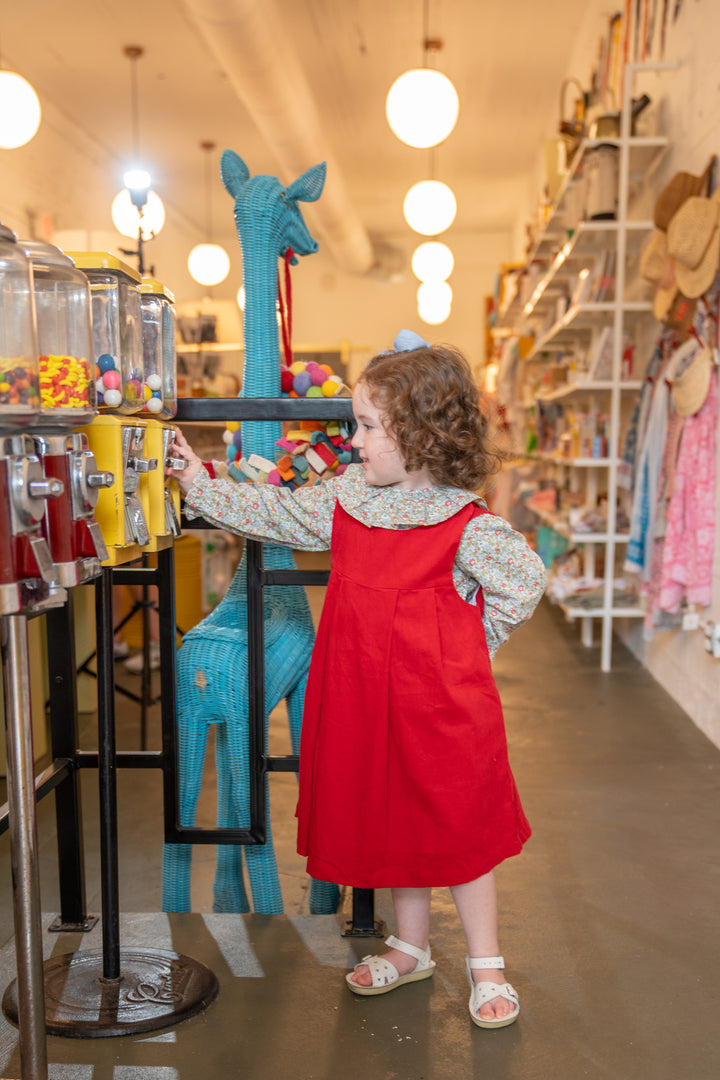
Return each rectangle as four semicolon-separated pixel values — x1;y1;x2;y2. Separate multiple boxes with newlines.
66;252;143;414
138;278;177;418
0;223;41;432
21;240;96;428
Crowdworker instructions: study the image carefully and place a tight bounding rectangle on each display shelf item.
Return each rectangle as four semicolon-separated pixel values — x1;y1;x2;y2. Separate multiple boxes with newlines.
139;278;177;419
0;224;41;432
20;241;96;430
67;253;143;414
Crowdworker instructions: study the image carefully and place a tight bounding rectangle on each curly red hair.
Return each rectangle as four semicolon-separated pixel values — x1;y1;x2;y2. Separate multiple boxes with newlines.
358;344;500;492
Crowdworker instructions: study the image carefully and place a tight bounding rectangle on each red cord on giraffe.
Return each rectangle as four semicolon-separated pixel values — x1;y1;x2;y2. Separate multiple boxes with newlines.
278;247;294;367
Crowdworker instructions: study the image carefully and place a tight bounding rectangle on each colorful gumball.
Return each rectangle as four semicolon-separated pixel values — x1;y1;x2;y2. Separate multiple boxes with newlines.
146;373;162;391
97;354;116;373
222;429;234;445
102;369;121;391
145;396;163;413
103;388;122;408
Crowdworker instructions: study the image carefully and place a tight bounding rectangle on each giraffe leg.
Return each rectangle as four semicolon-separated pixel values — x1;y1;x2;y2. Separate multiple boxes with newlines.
162;698;211;912
224;718;284;914
213;724;250;913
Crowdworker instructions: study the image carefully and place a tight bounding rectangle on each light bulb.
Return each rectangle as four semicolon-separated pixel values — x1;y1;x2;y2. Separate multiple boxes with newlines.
411;241;454;282
0;71;42;149
236;286;246;310
123;168;152;192
188;243;230;286
403;180;457;236
417;281;452;325
386;69;459;149
111;188;165;240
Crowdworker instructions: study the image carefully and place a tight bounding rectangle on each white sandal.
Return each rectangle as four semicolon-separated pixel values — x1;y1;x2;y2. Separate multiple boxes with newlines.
466;956;520;1029
346;935;435;996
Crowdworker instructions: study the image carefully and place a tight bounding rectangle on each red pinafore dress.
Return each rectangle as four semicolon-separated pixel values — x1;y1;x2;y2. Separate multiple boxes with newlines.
296;500;531;888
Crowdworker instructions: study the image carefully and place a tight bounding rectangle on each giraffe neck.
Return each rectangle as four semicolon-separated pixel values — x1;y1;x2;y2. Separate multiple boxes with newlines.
240;243;282;462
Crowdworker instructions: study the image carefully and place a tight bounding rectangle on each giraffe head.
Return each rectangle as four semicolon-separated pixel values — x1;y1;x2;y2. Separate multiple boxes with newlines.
220;150;326;264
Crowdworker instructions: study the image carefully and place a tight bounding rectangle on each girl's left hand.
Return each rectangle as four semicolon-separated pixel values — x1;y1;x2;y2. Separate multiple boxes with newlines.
167;428;204;493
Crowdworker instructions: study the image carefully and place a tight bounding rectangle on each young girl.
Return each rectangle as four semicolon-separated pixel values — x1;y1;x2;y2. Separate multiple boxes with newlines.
167;337;546;1030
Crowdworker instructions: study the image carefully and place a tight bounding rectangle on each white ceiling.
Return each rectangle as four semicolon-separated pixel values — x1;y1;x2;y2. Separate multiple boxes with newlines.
1;0;593;281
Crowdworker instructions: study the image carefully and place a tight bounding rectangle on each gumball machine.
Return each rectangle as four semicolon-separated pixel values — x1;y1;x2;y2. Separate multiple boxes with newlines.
0;225;65;615
137;278;185;549
20;240;114;586
66;253;157;564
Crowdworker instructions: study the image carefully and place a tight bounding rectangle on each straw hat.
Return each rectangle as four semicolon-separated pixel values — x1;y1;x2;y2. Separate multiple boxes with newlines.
640;230;668;283
666;188;720;298
654;159;714;230
664;293;697;340
652;255;678;320
671;344;714;416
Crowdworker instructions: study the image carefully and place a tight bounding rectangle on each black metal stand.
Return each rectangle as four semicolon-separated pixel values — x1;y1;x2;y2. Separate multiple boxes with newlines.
2;564;219;1037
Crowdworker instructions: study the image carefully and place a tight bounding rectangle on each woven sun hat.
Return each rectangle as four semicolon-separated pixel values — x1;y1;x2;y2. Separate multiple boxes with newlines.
654;159;714;230
653;255;678;320
671;343;714;417
666;188;720;298
640;230;668;283
664;293;698;340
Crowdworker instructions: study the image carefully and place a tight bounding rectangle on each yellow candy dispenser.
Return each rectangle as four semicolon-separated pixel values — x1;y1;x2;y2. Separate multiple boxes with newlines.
135;278;184;550
66;252;143;414
138;278;177;420
83;414;158;565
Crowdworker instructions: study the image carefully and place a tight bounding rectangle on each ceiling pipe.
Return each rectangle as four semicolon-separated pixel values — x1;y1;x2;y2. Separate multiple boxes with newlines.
182;0;375;275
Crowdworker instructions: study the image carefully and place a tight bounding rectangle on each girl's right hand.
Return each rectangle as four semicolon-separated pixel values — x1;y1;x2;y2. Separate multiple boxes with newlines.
167;428;204;494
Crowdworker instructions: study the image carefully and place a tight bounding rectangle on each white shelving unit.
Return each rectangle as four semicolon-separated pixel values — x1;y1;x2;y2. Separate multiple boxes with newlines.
502;62;676;670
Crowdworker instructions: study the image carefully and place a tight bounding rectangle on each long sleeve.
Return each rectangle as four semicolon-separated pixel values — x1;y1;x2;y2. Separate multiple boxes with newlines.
184;468;339;550
454;513;547;658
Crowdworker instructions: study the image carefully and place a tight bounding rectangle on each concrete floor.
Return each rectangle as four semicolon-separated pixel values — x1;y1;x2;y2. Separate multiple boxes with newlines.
1;575;719;1079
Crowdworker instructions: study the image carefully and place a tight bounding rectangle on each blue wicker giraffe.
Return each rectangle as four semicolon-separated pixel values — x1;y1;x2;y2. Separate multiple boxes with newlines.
161;151;340;915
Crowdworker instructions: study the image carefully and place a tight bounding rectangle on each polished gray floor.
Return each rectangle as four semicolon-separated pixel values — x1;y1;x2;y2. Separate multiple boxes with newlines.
1;589;719;1080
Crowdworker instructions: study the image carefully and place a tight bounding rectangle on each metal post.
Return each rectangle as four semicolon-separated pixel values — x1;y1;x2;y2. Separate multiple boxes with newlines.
46;595;94;931
1;614;49;1079
95;567;121;980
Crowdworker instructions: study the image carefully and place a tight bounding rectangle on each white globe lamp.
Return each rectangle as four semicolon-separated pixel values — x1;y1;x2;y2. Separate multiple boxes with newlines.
188;243;230;287
0;71;42;149
386;69;459;148
111;188;165;240
417;281;453;325
403;180;457;236
411;241;454;282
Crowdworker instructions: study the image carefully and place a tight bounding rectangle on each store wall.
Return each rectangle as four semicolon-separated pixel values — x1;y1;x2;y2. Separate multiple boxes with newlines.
511;0;720;748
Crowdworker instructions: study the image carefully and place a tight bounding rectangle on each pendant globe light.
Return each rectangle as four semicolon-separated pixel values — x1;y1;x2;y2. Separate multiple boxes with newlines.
0;69;41;149
385;4;458;149
411;241;454;283
417;280;452;325
403;178;456;236
110;46;165;274
188;141;230;287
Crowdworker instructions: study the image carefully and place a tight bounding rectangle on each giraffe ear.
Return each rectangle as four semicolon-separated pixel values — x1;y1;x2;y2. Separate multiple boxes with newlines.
286;161;326;203
220;150;251;197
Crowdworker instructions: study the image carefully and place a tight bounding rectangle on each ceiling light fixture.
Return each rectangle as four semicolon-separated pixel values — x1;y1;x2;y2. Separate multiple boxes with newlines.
0;68;42;149
188;141;230;287
403;178;456;236
411;240;454;282
385;3;458;149
417;280;452;325
111;45;165;274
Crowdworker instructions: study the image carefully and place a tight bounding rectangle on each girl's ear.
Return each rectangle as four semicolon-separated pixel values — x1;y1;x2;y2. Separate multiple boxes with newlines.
220;150;251;197
286;161;327;203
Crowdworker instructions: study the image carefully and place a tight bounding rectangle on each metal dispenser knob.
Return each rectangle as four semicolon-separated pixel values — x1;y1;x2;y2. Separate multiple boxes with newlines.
165;457;188;470
87;471;115;489
127;457;158;473
27;478;64;499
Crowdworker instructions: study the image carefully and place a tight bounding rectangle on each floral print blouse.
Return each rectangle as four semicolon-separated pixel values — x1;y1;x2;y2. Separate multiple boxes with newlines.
184;464;546;658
